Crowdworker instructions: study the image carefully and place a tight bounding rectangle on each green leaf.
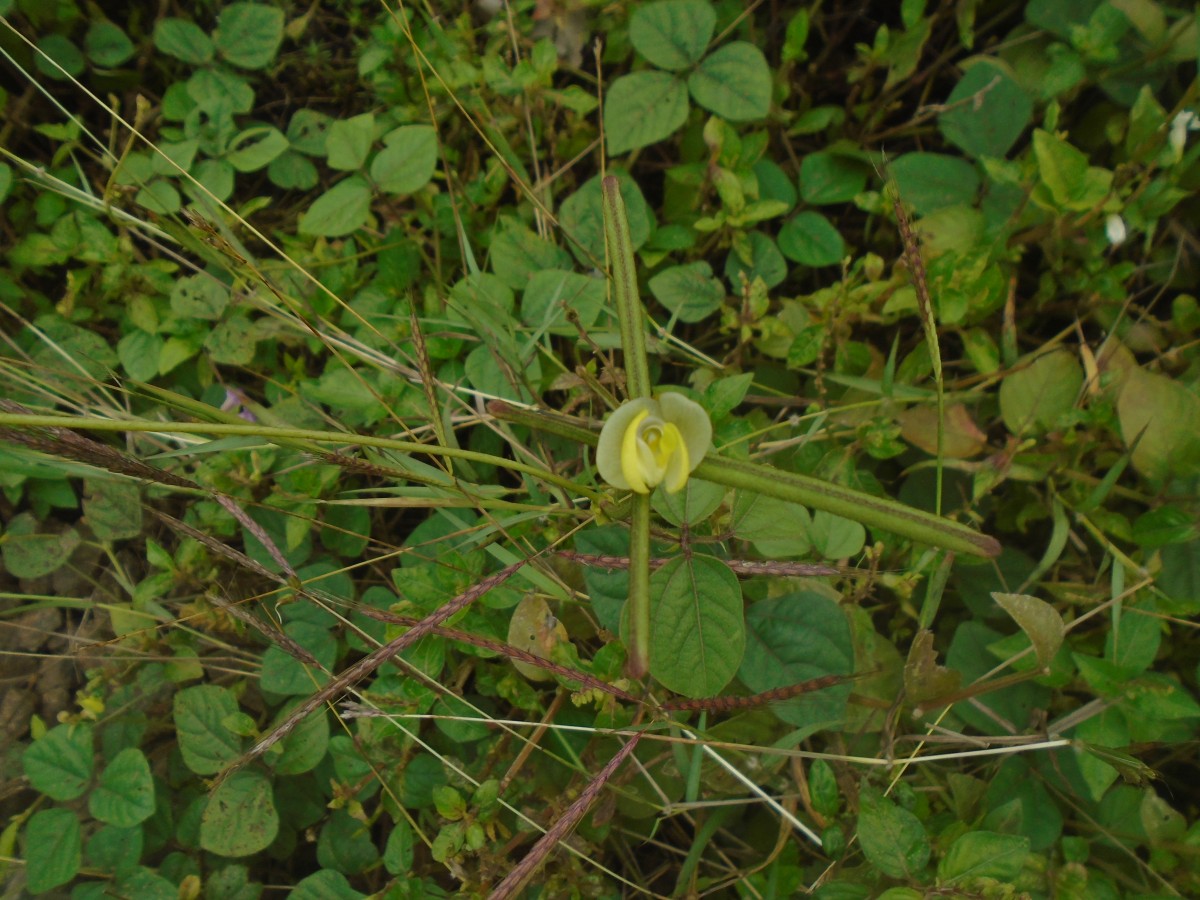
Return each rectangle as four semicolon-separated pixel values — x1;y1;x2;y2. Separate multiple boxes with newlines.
575;526;629;635
35;34;85;79
938;61;1031;158
383;820;415;875
938;831;1030;882
782;9;810;62
799;152;869;205
317;810;380;874
1117;366;1200;482
604;71;689;155
226;126;289;172
86;824;143;874
83;478;142;542
204;864;261;900
292;870;364;900
521;269;606;331
89;748;155;827
260;621;337;694
214;3;285;70
731;493;812;558
725;231;786;288
998;348;1082;434
1132;505;1198;548
205;315;257;366
22;723;93;802
888;153;981;215
321;504;371;558
777;211;845;267
560;169;653;266
268;151;318;190
288;109;333;156
371;125;438;194
190;158;236;201
174;684;244;775
1032;128;1089;207
649;555;744;697
992;592;1064;668
704;372;754;418
1106;609;1161;675
2;512;80;579
272;698;330;775
171;274;229;320
810;510;866;559
201;768;279;857
84;21;135;67
629;0;715;70
298;177;372;237
326;114;375;171
154;18;214;65
187;67;254;114
687;42;771;121
787;324;825;368
0;162;12;204
136;180;181;215
1160;541;1200;614
739;591;853;731
653;478;726;527
648;262;725;323
24;809;81;894
490;221;573;289
857;785;931;879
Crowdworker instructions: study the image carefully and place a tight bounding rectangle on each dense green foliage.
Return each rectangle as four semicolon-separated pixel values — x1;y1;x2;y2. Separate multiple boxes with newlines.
1;0;1199;897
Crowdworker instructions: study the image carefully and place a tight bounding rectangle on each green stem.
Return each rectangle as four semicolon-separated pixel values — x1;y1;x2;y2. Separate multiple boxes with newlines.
488;402;1001;559
602;174;655;679
0;414;601;502
603;176;651;400
627;494;652;678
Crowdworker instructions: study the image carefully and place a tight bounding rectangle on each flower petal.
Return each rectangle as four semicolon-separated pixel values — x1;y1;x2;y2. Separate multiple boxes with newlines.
657;391;712;474
622;410;652;493
661;423;690;493
596;397;658;490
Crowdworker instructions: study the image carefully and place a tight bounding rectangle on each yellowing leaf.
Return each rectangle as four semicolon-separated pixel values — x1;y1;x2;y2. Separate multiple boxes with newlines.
1117;366;1200;481
998;348;1081;434
507;594;567;681
898;403;987;458
991;592;1064;668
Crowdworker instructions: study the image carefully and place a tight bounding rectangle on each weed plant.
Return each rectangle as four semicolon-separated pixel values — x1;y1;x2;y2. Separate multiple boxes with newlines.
1;1;1199;897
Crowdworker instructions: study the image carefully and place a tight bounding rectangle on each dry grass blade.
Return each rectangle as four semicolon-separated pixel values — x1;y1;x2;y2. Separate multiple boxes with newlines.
0;400;199;490
205;593;320;667
213;492;298;582
487;731;643;900
151;510;282;586
224;558;530;778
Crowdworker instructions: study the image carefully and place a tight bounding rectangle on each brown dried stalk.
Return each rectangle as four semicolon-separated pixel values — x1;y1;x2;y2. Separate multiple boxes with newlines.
558;550;847;578
0;400;199;490
661;673;857;713
224;559;530;777
356;606;641;705
487;731;642;900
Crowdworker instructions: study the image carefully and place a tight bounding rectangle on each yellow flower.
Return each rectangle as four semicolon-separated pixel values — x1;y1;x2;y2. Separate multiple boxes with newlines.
596;393;712;494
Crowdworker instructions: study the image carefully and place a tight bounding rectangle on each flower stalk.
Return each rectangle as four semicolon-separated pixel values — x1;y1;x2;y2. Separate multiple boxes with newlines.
603;174;654;677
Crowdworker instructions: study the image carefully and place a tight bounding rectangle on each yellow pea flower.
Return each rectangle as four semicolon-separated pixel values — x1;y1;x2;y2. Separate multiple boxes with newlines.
596;393;712;494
